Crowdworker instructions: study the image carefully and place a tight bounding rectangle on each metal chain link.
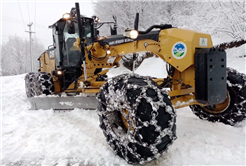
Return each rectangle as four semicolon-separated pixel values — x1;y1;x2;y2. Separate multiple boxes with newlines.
193;68;246;125
97;73;177;164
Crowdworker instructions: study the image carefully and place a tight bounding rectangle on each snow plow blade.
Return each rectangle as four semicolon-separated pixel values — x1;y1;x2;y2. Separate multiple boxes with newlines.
27;96;98;110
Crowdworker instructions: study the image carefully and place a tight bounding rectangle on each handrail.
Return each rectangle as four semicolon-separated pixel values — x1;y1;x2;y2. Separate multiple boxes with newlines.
138;24;172;34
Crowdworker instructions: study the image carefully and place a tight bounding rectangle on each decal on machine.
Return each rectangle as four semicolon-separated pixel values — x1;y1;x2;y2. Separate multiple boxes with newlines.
172;42;187;59
109;38;134;46
199;38;208;47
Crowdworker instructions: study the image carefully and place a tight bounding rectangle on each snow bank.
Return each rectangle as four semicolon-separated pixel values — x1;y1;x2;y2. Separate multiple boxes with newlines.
135;56;167;78
1;76;125;165
107;56;167;79
106;60;131;78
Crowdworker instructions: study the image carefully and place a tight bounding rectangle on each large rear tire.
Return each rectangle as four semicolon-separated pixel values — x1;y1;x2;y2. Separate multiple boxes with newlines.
97;74;176;164
190;68;246;126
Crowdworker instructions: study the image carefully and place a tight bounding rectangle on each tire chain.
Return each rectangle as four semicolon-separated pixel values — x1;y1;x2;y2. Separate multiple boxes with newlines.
25;72;54;97
226;67;246;124
97;73;176;164
191;68;246;125
25;72;36;97
37;72;54;96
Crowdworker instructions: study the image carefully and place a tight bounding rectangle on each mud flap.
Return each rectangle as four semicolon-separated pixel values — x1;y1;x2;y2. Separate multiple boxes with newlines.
27;96;98;110
195;48;227;105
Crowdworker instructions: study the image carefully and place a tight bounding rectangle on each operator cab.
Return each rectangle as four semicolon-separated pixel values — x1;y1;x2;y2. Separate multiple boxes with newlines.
48;8;96;90
45;3;117;91
62;19;93;67
49;14;95;69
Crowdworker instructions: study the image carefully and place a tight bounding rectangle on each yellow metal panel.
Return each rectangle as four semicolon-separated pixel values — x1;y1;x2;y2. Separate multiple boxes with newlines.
53;80;61;93
90;82;106;87
39;51;56;74
181;66;195;88
169;88;194;97
158;28;213;72
82;89;100;93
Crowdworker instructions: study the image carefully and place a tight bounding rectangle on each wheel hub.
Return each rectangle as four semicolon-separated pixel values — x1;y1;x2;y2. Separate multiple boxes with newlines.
121;109;134;131
204;92;230;114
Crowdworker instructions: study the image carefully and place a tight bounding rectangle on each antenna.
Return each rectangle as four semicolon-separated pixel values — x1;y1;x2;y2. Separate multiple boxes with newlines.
75;2;88;82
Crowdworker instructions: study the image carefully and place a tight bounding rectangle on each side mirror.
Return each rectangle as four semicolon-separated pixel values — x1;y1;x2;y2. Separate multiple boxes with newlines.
110;26;117;35
48;45;55;50
67;21;75;34
111;15;117;35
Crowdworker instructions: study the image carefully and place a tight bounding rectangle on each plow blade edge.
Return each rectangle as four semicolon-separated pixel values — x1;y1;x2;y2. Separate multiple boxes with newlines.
27;96;98;110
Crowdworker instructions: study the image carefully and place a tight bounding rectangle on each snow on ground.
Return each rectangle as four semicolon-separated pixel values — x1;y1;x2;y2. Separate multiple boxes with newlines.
1;43;246;166
107;55;167;79
134;56;167;78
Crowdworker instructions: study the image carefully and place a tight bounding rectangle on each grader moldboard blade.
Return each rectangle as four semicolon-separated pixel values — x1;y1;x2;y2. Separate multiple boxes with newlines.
27;96;98;110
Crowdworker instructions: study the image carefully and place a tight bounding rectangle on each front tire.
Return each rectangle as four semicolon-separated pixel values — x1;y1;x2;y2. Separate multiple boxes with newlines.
97;74;176;164
36;72;55;96
25;72;54;97
190;68;246;125
25;72;36;97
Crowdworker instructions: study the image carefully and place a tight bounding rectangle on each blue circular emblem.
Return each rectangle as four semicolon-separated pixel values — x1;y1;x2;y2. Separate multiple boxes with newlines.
172;42;187;59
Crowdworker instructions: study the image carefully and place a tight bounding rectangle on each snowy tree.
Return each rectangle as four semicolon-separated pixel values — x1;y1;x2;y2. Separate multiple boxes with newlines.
163;0;245;39
93;0;245;40
0;35;45;76
209;0;245;39
94;0;174;34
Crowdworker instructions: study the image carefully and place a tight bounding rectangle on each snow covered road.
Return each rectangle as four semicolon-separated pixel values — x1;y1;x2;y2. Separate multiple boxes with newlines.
1;46;246;165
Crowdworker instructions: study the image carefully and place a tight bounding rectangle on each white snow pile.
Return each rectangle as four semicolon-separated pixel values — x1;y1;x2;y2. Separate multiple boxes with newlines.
134;56;167;78
1;44;246;166
107;55;167;79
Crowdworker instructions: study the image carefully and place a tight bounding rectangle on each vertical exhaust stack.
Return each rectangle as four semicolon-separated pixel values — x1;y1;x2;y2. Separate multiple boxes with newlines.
134;13;139;31
75;2;88;82
75;3;83;42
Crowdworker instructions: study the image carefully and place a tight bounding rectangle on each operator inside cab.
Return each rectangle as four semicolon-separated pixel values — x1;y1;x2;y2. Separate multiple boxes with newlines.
62;20;93;67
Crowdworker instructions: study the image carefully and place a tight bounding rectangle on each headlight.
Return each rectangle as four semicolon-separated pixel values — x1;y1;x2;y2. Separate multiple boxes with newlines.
63;13;71;19
106;50;111;55
129;30;139;39
123;30;139;39
93;16;100;22
57;71;62;75
95;17;100;22
52;70;63;76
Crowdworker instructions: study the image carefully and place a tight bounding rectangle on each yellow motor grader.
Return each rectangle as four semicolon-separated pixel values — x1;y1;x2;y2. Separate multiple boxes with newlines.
25;3;246;164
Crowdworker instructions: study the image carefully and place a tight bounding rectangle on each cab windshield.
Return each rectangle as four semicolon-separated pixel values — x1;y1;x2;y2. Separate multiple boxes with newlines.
62;19;93;67
62;22;80;67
